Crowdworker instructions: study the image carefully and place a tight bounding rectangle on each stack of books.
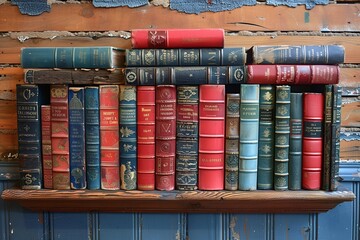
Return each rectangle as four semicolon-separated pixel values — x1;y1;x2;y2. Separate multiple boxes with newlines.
17;28;344;192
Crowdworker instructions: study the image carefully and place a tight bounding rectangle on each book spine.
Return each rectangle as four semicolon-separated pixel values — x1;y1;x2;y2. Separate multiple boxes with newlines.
251;45;345;64
155;85;177;191
239;84;260;191
330;85;342;191
131;28;224;49
246;65;339;85
137;86;156;190
99;85;120;190
41;105;52;189
51;85;70;190
198;85;225;190
302;93;324;190
68;87;86;189
322;85;333;191
274;85;291;191
17;85;44;189
289;92;303;190
85;86;101;190
257;85;275;190
225;93;240;190
119;85;137;190
176;86;199;190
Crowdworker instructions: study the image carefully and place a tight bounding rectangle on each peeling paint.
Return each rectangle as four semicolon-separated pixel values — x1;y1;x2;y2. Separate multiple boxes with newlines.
11;0;51;16
0;0;7;5
151;0;169;7
266;0;329;10
230;216;240;240
92;0;148;8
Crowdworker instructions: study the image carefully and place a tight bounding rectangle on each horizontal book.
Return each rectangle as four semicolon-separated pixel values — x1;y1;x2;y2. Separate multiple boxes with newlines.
21;47;126;69
131;28;224;49
250;45;345;64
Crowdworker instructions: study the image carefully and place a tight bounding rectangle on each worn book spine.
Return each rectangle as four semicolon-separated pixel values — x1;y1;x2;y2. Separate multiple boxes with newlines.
99;85;120;190
198;85;226;190
85;86;101;190
225;93;240;190
289;92;303;190
274;85;291;191
137;86;156;190
119;85;137;190
51;85;70;190
131;28;224;49
302;92;324;190
257;85;275;190
322;85;333;191
155;85;177;191
176;86;199;190
41;105;52;189
239;84;260;191
68;87;86;190
251;45;345;64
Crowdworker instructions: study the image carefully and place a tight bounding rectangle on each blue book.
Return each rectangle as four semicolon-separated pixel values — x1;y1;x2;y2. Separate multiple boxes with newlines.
239;84;260;190
16;84;49;189
85;86;101;190
119;85;137;190
69;87;86;189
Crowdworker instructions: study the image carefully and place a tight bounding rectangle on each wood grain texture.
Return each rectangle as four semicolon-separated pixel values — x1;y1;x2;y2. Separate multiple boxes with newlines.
342;97;360;127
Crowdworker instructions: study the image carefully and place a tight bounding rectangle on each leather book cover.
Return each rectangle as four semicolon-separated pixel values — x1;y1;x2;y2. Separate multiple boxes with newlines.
41;105;52;189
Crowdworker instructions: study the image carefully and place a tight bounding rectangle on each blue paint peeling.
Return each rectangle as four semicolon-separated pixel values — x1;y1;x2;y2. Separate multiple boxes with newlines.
341;131;360;141
11;0;50;16
170;0;256;14
266;0;329;10
93;0;148;8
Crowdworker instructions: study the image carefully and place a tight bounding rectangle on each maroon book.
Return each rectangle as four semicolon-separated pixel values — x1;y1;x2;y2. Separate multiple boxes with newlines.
41;105;52;189
155;85;177;191
302;92;324;190
137;86;156;190
198;85;226;190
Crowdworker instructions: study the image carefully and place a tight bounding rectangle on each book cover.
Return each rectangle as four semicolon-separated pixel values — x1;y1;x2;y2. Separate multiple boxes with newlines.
257;85;275;190
322;85;333;191
21;47;126;69
119;85;137;190
302;92;324;190
131;28;224;49
225;93;240;190
176;86;199;190
99;85;120;190
69;87;86;190
198;85;226;190
85;86;101;190
41;105;52;189
137;86;156;190
155;85;177;191
51;85;70;190
239;84;260;191
274;85;291;191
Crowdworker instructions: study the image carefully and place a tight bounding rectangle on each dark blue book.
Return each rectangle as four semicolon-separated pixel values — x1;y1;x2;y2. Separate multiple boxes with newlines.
16;84;49;189
119;85;137;190
85;86;101;190
69;87;86;189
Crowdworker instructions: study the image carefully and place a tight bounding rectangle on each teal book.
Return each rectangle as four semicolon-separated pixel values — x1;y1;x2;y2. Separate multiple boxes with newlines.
239;84;260;191
289;92;303;190
21;47;126;69
257;85;275;190
274;85;291;191
119;85;137;190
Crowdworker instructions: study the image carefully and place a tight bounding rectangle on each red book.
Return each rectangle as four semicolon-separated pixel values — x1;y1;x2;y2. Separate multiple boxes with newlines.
155;85;176;191
131;28;224;49
198;85;226;190
302;93;324;190
247;65;339;84
99;85;120;190
41;105;52;189
50;85;70;190
137;86;156;190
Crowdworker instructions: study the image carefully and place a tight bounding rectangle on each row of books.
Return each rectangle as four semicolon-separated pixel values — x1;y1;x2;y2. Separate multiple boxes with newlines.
16;83;342;192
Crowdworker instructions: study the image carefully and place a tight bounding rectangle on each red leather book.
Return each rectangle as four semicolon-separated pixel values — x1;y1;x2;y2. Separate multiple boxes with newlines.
302;93;324;190
50;85;70;190
131;29;224;49
198;85;226;190
137;86;156;190
155;85;176;191
99;85;120;190
41;105;52;189
247;65;339;84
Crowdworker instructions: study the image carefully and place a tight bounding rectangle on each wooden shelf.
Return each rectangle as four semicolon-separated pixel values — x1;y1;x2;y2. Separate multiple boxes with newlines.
1;189;355;213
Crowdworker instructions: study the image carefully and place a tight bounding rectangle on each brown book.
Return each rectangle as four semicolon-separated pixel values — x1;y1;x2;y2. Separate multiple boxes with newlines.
41;105;52;189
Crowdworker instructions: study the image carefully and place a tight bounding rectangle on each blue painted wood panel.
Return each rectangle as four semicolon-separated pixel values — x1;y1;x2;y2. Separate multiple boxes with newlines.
98;213;138;240
187;214;224;240
273;214;313;240
228;214;268;240
140;213;181;240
